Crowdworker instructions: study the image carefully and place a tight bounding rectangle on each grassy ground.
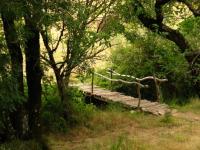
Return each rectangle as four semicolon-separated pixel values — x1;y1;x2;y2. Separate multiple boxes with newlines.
1;99;199;150
47;100;200;150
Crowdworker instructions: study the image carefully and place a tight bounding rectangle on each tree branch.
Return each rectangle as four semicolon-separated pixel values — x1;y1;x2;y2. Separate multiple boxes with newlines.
134;0;191;53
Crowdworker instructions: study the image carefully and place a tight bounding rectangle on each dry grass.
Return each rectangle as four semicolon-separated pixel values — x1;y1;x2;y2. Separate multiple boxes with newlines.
47;101;200;150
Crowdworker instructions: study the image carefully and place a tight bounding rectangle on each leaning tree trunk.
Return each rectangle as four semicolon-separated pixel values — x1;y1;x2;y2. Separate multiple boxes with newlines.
1;13;24;138
25;17;42;139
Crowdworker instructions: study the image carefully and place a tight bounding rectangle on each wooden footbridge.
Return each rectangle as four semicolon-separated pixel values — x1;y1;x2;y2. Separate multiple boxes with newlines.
75;68;173;116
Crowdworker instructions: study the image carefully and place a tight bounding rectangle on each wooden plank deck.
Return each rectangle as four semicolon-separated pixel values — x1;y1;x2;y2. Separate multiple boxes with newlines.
75;84;172;116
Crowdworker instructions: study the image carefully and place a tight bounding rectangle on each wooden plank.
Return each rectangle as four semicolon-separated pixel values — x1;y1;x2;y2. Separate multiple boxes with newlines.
75;84;172;116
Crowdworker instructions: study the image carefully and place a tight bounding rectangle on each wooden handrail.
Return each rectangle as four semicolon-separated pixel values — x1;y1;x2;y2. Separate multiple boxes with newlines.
94;72;149;88
90;68;168;109
108;69;168;102
108;69;168;82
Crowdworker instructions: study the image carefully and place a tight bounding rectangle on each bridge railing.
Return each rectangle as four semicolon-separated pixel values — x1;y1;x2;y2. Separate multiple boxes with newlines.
90;68;167;108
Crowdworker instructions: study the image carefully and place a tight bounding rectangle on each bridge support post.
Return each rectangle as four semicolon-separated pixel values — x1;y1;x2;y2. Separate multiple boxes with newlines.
137;82;141;109
110;68;113;91
153;76;161;102
91;71;94;94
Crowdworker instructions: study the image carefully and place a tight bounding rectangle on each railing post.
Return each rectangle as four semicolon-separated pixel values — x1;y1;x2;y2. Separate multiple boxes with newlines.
137;82;141;109
91;70;94;94
110;68;113;91
153;75;160;102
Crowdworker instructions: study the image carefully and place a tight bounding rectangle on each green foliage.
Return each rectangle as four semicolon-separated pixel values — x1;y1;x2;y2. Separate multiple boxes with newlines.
180;17;200;51
41;0;123;78
111;33;188;78
180;17;200;87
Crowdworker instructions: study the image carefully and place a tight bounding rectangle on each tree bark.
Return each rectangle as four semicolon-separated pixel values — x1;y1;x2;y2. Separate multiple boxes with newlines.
1;13;24;138
25;17;42;139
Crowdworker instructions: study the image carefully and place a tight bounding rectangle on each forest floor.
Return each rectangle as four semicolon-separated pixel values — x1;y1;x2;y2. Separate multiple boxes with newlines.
47;98;200;150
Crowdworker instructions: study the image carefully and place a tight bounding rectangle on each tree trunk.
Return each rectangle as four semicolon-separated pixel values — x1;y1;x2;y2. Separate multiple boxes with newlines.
1;13;24;138
54;70;72;119
54;70;71;103
56;75;65;102
25;18;42;139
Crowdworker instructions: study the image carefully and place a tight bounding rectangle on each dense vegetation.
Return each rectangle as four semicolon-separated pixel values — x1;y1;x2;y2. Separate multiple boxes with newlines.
0;0;199;149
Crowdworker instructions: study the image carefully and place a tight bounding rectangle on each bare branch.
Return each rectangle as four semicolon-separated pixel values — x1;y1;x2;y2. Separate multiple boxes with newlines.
52;21;65;53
